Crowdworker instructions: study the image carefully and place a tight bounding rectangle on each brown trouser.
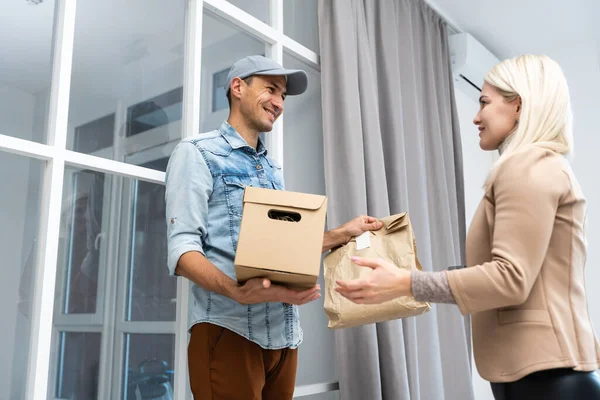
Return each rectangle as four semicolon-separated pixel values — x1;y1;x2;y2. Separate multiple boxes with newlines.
188;323;298;400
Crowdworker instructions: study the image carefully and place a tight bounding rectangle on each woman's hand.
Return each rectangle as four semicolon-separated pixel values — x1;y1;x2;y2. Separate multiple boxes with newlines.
335;256;412;304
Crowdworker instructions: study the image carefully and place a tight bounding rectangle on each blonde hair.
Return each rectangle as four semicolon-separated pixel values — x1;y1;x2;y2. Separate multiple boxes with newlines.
484;54;573;189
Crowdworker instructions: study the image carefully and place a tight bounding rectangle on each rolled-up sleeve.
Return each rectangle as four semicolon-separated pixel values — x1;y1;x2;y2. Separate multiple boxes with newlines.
165;141;213;276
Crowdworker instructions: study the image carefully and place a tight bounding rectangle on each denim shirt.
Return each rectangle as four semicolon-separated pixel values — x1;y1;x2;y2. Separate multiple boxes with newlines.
165;122;302;350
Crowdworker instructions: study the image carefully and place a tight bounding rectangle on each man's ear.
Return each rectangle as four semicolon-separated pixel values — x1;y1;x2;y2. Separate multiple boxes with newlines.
229;77;243;102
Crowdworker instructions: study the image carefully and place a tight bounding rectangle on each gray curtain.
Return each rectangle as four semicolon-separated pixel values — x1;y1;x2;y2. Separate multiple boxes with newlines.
318;0;474;399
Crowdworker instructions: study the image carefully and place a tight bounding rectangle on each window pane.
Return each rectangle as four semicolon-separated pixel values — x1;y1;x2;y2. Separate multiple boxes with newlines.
0;0;56;143
126;158;174;322
58;170;106;315
200;11;266;132
55;332;102;399
0;152;44;400
57;164;175;322
282;53;337;387
123;334;175;400
284;0;319;53
227;0;269;25
66;0;186;171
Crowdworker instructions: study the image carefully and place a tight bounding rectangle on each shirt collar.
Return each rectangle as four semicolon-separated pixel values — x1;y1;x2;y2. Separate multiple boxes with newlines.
219;121;268;156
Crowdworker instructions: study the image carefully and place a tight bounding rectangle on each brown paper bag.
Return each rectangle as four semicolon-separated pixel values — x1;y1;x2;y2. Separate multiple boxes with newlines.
323;213;431;329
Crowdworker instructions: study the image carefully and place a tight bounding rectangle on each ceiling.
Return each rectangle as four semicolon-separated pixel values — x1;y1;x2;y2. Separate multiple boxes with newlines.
426;0;600;60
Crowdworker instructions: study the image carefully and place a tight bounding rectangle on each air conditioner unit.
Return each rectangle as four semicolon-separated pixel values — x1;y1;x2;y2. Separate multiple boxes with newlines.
449;33;500;95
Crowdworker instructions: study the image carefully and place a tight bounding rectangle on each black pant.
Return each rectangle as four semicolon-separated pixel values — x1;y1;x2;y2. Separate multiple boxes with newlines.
491;368;600;400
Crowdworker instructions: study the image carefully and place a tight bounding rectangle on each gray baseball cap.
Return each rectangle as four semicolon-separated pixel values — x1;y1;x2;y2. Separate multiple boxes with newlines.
225;55;308;96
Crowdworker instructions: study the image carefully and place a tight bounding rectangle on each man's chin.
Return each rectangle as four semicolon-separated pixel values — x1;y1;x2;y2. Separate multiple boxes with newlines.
259;122;274;132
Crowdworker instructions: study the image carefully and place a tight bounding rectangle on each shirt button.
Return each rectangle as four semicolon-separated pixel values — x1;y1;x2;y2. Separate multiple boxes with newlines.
256;164;262;170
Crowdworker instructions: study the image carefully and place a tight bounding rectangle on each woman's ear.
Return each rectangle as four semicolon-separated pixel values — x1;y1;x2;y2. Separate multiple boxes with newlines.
516;96;522;114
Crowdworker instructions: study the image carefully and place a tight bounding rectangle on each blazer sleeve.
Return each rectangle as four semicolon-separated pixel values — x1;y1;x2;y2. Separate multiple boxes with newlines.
446;148;568;315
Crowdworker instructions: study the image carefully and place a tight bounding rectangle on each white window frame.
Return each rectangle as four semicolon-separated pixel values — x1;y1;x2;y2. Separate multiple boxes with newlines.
0;0;336;398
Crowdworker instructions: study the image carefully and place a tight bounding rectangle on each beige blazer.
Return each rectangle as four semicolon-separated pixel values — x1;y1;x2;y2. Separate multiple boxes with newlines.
446;146;600;383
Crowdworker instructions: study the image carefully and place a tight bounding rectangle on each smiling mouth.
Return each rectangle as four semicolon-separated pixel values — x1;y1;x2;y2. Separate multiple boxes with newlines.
264;108;276;122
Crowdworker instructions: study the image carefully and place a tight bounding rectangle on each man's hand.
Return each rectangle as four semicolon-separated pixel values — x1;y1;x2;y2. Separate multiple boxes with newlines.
338;215;384;242
233;278;321;306
322;215;383;252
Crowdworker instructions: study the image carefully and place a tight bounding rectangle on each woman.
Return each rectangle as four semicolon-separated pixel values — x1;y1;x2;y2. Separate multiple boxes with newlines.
335;54;600;399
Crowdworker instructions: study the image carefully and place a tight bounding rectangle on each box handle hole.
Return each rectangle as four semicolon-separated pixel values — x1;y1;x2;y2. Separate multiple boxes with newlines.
268;209;301;222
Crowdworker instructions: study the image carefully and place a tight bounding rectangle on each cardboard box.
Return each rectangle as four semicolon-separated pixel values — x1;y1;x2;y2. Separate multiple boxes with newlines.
234;187;327;288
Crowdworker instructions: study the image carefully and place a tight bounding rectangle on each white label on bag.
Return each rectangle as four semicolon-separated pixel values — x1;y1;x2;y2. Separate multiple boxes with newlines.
355;231;371;250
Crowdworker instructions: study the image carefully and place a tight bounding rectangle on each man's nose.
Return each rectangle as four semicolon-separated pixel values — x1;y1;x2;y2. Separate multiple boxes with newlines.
272;97;284;114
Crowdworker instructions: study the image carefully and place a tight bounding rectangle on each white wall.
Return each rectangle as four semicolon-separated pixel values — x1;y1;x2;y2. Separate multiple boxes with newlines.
454;86;496;400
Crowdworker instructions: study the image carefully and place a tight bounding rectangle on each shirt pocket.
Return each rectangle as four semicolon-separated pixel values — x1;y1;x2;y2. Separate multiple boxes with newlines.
223;174;252;217
263;157;285;190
